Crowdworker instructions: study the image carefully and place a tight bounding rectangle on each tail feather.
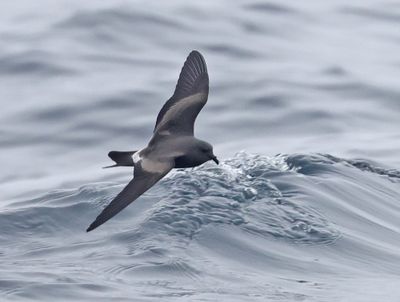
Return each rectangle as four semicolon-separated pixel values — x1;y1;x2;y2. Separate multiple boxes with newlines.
104;150;136;168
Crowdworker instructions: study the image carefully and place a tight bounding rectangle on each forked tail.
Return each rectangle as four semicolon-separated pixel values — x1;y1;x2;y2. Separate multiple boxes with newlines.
103;150;137;168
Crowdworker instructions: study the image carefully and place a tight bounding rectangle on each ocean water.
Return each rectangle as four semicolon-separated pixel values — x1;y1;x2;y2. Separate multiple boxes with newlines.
1;0;400;301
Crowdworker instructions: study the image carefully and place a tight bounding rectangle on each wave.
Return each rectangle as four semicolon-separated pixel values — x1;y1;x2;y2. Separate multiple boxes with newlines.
2;152;400;300
3;152;399;247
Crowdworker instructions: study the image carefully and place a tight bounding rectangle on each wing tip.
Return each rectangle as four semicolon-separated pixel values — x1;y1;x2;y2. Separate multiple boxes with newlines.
86;222;97;232
186;50;207;73
188;49;204;60
173;50;208;98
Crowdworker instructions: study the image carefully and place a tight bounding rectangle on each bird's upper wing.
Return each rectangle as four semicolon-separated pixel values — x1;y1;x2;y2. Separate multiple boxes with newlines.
87;160;173;232
153;50;209;136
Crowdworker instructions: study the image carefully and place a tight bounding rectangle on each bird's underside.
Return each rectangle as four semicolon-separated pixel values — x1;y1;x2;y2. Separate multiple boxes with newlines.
86;50;213;232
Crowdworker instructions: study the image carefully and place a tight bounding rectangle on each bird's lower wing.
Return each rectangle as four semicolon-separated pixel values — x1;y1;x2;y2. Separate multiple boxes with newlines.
87;164;172;232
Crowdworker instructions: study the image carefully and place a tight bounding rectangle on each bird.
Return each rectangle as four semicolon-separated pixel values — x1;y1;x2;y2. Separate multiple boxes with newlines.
86;50;218;232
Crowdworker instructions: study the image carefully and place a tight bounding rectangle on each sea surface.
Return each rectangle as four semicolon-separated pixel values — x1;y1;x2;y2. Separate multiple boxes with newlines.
1;0;400;301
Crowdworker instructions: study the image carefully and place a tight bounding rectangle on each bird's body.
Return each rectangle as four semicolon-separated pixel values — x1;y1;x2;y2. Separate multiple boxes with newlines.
87;50;218;232
133;136;212;172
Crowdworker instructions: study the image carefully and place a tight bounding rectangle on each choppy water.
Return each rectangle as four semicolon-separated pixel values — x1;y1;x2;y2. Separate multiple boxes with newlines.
1;1;400;301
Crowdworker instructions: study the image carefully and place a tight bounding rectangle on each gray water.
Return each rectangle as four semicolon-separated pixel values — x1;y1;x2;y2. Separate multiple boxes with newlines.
1;1;400;301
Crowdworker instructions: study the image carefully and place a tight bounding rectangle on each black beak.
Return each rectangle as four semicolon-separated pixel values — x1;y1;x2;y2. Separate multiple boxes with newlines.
211;155;219;165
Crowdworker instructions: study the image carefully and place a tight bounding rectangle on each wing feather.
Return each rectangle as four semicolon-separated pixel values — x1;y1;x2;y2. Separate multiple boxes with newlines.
153;50;209;136
87;162;172;232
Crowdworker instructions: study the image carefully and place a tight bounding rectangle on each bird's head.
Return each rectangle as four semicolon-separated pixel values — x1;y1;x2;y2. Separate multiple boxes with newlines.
198;140;219;165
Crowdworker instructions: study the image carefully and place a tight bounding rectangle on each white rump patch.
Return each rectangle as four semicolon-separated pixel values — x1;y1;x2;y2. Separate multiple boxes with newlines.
132;150;142;165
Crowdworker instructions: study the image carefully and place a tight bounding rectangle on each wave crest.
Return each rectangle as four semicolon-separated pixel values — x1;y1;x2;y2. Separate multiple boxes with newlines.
139;152;340;245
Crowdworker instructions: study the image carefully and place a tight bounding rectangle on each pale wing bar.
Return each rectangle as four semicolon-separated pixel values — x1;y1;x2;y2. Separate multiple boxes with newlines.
153;50;209;136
